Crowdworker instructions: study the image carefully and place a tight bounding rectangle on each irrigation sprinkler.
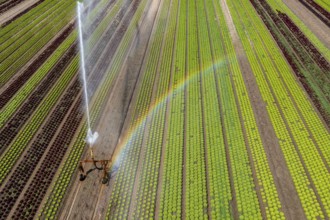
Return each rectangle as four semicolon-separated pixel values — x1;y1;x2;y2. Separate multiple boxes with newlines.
78;143;112;185
76;0;111;185
78;129;112;184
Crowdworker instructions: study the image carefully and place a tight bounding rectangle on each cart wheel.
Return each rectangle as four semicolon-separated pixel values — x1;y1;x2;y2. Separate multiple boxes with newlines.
79;174;86;181
102;175;109;184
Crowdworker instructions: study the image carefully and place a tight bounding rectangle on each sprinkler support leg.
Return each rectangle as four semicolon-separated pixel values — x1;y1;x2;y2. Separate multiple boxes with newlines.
79;161;86;181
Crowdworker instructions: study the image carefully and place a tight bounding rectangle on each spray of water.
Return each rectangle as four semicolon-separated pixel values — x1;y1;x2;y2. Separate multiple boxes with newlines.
77;2;98;146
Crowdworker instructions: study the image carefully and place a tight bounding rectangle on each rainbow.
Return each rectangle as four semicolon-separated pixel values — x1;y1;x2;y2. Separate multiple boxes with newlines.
110;56;230;168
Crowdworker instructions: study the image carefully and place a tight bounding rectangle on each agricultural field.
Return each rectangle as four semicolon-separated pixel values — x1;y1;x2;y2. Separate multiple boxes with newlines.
0;0;329;219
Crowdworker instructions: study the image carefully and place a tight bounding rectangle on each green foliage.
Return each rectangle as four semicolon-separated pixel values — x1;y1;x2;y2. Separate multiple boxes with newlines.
227;0;330;217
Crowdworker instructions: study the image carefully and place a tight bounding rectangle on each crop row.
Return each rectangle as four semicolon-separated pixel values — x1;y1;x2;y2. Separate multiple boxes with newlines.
0;0;71;46
0;0;75;86
133;0;177;219
130;0;173;218
106;0;166;218
0;45;76;153
0;32;75;128
197;0;233;218
250;0;330;168
251;0;330;128
0;0;70;39
0;0;107;110
0;0;141;216
200;0;267;218
265;0;330;61
277;12;329;73
0;47;78;186
0;29;76;128
0;0;115;187
0;0;46;27
158;0;185;218
228;0;330;217
314;0;330;12
212;0;287;219
107;0;285;218
11;96;84;220
0;0;113;141
38;0;151;218
0;0;132;215
0;23;75;110
0;0;27;14
298;0;330;26
185;0;208;218
0;73;81;220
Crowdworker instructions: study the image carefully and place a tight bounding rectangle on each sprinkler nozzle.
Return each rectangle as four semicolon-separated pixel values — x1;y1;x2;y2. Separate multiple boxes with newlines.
86;128;99;146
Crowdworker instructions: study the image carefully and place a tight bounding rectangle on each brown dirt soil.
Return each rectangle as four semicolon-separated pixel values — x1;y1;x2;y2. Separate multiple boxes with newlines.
4;76;81;220
57;1;161;219
0;0;39;26
220;0;306;219
0;21;74;95
0;22;75;108
0;73;79;202
282;0;330;50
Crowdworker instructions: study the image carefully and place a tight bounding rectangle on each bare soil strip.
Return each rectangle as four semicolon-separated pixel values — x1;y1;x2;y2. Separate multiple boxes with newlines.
0;0;43;27
126;0;165;217
5;77;82;220
0;0;30;12
0;0;145;218
253;1;330;170
220;0;306;219
229;58;268;219
58;0;162;219
0;23;75;109
0;44;76;155
297;0;330;27
258;49;327;217
282;0;330;49
44;0;147;216
213;1;239;218
253;0;330;168
90;44;150;219
0;0;40;24
252;0;330;127
247;3;327;216
0;73;79;195
0;0;119;155
217;2;266;219
99;13;157;217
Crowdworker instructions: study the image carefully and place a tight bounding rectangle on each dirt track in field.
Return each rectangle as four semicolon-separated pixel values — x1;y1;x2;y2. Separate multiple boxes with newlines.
57;0;161;218
0;0;39;26
282;0;330;50
220;0;306;219
127;0;164;217
2;0;329;218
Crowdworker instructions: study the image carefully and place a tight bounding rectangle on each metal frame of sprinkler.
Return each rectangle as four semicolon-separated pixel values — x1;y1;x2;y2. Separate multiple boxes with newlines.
78;143;111;184
76;0;111;185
